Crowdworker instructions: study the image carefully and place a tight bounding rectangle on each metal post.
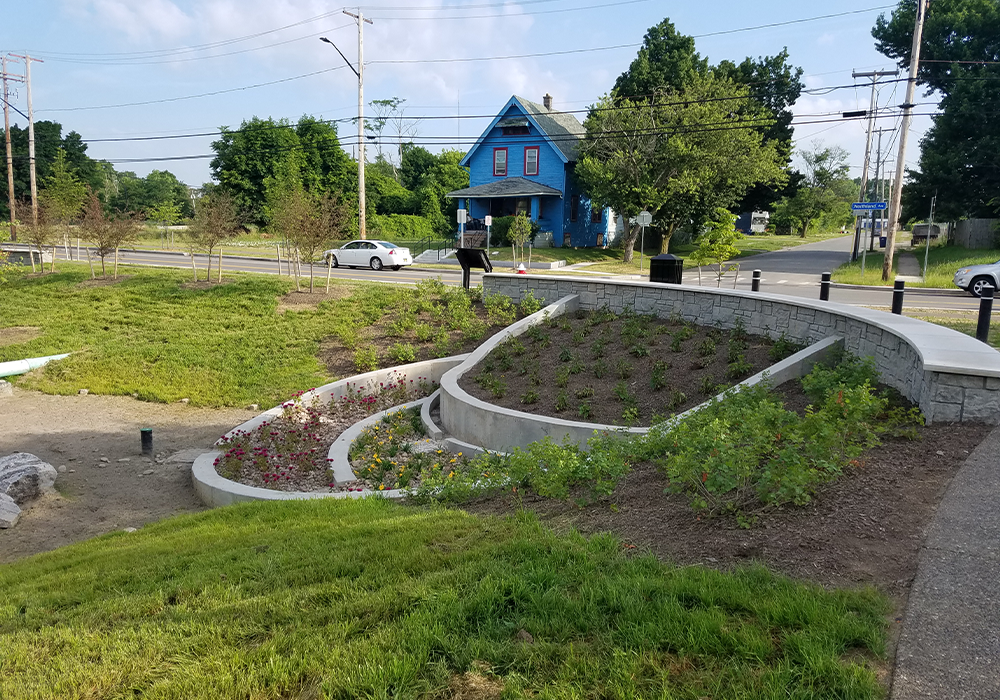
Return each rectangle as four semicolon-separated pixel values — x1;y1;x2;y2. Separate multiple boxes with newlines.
639;224;646;272
924;193;937;278
892;279;905;315
976;286;994;344
2;56;17;241
820;272;831;301
751;269;761;292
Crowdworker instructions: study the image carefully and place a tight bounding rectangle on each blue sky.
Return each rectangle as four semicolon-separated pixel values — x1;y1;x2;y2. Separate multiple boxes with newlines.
3;1;931;189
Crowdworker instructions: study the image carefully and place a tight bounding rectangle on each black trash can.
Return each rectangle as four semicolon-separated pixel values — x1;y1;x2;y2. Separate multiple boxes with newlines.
649;254;683;284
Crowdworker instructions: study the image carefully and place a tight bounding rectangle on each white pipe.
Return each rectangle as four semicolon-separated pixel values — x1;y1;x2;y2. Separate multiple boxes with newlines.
0;353;70;378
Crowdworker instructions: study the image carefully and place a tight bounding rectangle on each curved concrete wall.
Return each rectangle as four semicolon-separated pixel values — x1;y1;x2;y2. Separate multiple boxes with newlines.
483;274;1000;424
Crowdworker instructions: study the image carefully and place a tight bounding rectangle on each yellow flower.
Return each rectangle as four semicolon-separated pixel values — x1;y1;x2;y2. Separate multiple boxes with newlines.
449;458;456;464
448;471;454;479
458;452;463;456
379;484;385;490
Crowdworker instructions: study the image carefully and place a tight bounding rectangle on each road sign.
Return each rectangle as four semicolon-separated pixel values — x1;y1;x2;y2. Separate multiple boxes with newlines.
637;211;653;226
484;215;492;227
457;208;467;224
851;202;887;212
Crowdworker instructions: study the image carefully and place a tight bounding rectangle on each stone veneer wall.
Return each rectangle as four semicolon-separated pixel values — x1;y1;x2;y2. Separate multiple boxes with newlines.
484;274;1000;424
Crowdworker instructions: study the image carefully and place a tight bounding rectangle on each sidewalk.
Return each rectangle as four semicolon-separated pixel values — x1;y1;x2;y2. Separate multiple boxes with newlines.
891;425;1000;699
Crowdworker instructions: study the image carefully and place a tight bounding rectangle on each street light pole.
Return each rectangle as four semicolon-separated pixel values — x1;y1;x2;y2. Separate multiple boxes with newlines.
321;8;373;240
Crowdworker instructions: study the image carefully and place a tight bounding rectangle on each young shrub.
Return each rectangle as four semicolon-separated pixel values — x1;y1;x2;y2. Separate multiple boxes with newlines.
484;293;516;326
578;402;593;419
467;284;484;304
800;353;880;404
520;389;539;405
569;359;585;375
769;332;802;361
554;390;569;412
594;359;608;379
697;338;717;358
388;343;417;364
559;348;573;363
727;358;754;380
518;290;543;316
615;358;633;379
461;317;488;343
650;360;670;391
629;344;650;358
353;345;379;373
668;389;687;410
575;386;595;399
700;375;718;396
556;367;571;388
414;322;433;343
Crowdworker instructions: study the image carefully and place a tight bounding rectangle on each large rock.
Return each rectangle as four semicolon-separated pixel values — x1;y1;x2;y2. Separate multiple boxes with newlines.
0;492;20;528
0;453;58;505
0;380;12;398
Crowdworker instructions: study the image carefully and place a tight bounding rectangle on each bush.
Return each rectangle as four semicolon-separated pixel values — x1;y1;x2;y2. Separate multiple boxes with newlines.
484;293;516;326
489;215;541;247
353;345;378;373
367;213;436;240
519;290;543;316
800;352;880;404
388;343;417;364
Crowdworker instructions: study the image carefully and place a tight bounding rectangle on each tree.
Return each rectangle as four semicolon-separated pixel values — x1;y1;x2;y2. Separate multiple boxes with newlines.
80;191;140;279
612;17;708;98
365;97;420;178
41;149;87;225
508;213;533;266
690;209;744;287
578;77;785;262
211;116;354;227
23;202;58;273
873;1;1000;219
274;186;350;292
187;191;241;283
773;144;854;237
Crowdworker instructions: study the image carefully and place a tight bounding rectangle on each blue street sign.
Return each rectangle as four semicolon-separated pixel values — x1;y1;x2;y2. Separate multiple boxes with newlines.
851;202;888;212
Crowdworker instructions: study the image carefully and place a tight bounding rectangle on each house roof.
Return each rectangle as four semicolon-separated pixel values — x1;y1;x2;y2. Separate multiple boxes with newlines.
458;95;586;168
446;177;564;199
513;96;585;162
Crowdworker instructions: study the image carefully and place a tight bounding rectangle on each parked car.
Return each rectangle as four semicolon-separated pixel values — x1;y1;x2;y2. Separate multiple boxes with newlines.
953;261;1000;297
322;240;413;271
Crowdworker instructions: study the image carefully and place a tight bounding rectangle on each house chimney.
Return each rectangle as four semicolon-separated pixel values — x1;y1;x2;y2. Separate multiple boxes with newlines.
543;93;553;110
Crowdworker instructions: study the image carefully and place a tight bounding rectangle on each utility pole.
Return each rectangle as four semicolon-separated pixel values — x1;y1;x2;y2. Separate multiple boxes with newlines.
869;128;893;251
2;55;24;242
9;54;42;227
884;0;930;281
321;10;373;240
850;69;899;261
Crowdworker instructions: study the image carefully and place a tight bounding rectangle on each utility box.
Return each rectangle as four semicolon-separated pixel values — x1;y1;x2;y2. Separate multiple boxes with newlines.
649;254;683;284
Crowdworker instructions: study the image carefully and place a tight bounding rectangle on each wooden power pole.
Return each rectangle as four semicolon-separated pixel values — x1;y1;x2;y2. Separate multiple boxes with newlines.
10;54;43;227
883;0;930;281
2;55;24;241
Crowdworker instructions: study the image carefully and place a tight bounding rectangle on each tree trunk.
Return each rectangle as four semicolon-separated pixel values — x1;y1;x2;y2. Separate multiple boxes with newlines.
218;250;223;283
621;224;640;264
113;248;119;279
100;255;106;278
85;245;95;279
325;256;333;293
658;222;678;254
294;248;301;292
309;260;315;293
191;248;197;281
51;244;56;273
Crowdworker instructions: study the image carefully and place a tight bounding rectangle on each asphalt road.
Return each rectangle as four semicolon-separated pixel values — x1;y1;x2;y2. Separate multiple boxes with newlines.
6;238;980;312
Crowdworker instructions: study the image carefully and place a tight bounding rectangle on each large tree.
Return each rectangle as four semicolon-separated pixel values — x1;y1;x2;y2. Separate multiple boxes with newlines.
211;116;354;227
613;18;804;214
873;0;1000;219
773;144;855;236
579;76;785;261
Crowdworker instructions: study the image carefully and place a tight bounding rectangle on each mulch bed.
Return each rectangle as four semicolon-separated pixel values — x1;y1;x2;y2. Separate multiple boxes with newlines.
459;309;791;426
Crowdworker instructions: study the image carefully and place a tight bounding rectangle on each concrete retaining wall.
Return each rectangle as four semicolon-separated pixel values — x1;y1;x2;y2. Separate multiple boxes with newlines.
483;274;1000;424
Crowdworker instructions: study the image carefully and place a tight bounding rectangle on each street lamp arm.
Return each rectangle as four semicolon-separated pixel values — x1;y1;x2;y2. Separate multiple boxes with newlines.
319;37;360;79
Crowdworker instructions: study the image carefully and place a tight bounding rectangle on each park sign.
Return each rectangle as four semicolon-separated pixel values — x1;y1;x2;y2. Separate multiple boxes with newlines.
851;202;888;212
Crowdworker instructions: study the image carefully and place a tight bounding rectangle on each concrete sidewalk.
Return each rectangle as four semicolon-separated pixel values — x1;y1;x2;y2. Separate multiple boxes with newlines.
892;425;1000;699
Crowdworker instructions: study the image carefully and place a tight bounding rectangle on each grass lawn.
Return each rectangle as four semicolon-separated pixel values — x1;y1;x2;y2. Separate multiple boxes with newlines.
0;498;889;699
834;243;1000;288
0;265;426;407
902;309;1000;350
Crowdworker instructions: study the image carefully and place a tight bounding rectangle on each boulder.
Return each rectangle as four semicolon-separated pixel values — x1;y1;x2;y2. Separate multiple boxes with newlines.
0;493;20;528
0;453;58;505
0;380;12;397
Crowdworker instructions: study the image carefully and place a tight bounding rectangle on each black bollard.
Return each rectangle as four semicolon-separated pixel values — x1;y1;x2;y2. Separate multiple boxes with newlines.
820;272;831;301
751;269;761;292
891;279;905;315
977;286;994;343
140;428;153;456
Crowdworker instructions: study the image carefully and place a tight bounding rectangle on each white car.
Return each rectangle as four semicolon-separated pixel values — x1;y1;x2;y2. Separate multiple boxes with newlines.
322;240;413;271
953;261;1000;297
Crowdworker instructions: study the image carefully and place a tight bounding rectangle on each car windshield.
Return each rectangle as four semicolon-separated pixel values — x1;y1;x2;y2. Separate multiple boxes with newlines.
378;241;399;249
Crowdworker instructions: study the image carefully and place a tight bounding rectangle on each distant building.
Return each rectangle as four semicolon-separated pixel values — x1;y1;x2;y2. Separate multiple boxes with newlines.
446;94;614;247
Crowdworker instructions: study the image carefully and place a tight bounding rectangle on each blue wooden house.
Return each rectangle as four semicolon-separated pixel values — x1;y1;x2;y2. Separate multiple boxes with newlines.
446;94;614;247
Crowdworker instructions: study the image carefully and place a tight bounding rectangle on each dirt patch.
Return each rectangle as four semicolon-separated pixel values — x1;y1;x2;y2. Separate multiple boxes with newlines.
459;309;793;427
0;326;42;347
277;287;354;313
76;275;134;288
462;417;990;597
0;387;256;563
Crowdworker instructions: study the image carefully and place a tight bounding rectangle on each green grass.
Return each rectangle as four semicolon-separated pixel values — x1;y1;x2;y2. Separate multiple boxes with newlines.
0;264;416;407
834;243;1000;288
0;498;889;699
904;310;1000;350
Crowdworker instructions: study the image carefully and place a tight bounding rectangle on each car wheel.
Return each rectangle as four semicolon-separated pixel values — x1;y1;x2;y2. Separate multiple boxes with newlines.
391;265;401;271
970;276;995;297
370;257;383;271
329;255;339;268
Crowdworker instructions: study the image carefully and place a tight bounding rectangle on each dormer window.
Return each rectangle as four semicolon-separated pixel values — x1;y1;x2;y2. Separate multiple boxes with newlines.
493;148;507;177
524;147;539;176
498;117;529;136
